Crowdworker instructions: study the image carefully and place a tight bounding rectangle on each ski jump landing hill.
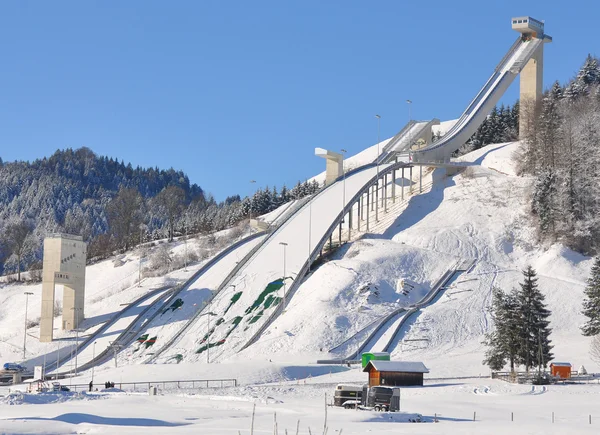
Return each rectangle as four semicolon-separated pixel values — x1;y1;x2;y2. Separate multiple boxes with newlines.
46;17;552;372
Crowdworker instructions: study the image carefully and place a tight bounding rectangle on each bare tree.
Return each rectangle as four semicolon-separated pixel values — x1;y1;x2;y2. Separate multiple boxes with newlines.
590;335;600;364
3;220;34;281
154;185;185;241
106;186;145;251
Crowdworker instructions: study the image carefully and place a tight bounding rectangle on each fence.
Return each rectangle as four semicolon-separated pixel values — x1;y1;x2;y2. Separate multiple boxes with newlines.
492;371;600;384
66;378;237;392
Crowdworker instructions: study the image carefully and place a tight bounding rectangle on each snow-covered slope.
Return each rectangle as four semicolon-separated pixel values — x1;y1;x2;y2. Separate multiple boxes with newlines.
240;141;596;376
1;140;594;383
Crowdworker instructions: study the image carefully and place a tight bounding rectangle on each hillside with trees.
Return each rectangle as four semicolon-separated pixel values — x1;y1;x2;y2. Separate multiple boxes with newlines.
518;54;600;254
0;148;320;279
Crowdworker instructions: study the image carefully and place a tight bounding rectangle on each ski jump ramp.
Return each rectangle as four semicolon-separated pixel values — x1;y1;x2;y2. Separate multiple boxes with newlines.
412;35;547;163
149;26;550;364
63;20;549;368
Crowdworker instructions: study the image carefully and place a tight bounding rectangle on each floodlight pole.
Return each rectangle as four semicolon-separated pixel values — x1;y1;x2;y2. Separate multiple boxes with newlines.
375;115;381;222
23;292;33;360
91;341;97;383
279;242;288;309
341;149;347;241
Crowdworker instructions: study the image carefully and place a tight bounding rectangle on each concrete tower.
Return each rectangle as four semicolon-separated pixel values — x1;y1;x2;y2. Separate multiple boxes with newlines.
39;234;87;342
512;17;552;139
315;148;344;186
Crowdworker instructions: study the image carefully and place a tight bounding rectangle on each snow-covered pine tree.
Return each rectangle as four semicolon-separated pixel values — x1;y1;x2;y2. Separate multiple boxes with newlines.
564;54;600;100
582;256;600;336
516;266;553;372
483;288;522;372
280;185;289;203
483;288;509;371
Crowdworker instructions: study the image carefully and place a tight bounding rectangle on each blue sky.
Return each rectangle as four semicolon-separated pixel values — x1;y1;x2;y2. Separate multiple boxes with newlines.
0;1;596;200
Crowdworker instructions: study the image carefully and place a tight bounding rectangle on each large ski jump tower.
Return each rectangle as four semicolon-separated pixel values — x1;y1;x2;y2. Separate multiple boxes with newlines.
39;234;87;342
512;16;552;138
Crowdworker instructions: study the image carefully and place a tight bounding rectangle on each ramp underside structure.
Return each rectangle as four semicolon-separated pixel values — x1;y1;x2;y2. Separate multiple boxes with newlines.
412;32;548;163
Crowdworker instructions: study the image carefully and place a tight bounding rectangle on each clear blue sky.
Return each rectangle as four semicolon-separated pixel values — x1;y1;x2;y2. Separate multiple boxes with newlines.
0;1;595;200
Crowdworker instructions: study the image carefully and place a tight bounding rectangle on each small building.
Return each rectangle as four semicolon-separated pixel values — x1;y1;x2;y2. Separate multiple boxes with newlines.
363;360;429;387
361;352;390;368
550;362;572;379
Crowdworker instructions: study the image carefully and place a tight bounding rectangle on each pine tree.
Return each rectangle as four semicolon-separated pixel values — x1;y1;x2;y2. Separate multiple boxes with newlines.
483;288;509;371
483;288;521;372
582;256;600;336
564;54;600;100
516;266;553;372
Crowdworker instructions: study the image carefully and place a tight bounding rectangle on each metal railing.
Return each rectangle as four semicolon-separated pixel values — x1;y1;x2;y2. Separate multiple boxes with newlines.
49;285;173;375
317;257;476;364
240;161;410;352
64;378;238;392
152;164;381;362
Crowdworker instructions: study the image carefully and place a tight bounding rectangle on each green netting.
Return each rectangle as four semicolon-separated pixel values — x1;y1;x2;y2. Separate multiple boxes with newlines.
224;291;243;314
196;339;226;354
264;294;281;309
248;310;264;324
245;278;288;315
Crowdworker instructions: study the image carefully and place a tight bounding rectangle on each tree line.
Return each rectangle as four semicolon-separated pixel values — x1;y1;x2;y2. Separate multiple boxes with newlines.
518;54;600;254
0;147;321;280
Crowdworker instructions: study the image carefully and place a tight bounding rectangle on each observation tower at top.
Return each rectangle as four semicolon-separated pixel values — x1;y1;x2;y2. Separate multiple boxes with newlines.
511;16;552;138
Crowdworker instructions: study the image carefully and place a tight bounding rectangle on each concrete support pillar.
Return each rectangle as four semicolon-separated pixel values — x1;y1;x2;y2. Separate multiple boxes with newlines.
357;199;361;232
375;180;379;223
384;173;388;212
419;166;423;193
409;167;413;194
392;169;396;203
315;148;343;186
366;188;370;232
401;167;405;200
348;203;353;240
519;44;544;140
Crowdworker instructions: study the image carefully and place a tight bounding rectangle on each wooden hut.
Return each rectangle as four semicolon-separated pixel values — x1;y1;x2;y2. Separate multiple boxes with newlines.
363;360;429;387
550;362;572;379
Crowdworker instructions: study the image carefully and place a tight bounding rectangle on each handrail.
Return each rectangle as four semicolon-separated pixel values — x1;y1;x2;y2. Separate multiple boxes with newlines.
495;36;523;72
55;231;268;373
327;315;387;353
48;285;173;373
240;161;410;351
140;231;269;363
151;164;381;362
375;121;417;164
412;37;531;161
317;261;465;364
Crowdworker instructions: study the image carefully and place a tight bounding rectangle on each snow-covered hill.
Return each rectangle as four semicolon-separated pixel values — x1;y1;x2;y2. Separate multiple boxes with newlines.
240;141;595;376
0;140;595;381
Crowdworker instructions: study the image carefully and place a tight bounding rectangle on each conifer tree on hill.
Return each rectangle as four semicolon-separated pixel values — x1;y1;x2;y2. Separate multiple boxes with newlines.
582;256;600;337
483;287;521;372
517;266;553;372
